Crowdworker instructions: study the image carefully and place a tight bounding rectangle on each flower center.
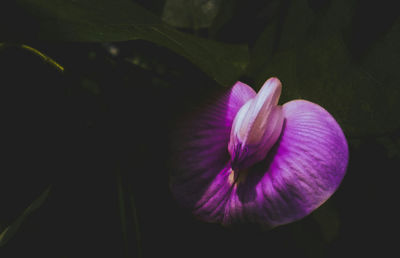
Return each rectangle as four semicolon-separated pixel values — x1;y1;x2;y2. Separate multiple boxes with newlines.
228;168;249;185
228;78;284;171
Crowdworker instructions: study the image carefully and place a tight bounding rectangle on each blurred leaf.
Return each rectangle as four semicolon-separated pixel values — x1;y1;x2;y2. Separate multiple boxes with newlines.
246;0;400;136
0;186;51;247
15;0;248;86
376;135;400;159
312;201;340;243
162;0;222;29
208;0;237;37
209;0;279;44
81;78;100;95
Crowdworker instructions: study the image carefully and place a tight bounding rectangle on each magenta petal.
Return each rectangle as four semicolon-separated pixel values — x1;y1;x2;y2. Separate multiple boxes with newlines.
225;100;348;227
170;82;256;219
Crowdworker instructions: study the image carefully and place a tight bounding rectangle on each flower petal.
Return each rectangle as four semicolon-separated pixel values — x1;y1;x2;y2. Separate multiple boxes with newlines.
228;78;284;170
170;82;256;217
243;77;282;145
224;100;348;227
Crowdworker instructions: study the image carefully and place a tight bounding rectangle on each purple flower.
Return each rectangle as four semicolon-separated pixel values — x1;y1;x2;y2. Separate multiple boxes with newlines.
171;77;348;228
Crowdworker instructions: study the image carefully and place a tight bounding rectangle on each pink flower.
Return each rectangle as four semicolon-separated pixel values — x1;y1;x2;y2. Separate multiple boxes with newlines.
171;78;348;228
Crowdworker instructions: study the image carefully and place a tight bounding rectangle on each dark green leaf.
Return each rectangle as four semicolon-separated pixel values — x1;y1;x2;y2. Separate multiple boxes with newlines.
0;186;51;247
208;0;237;37
162;0;222;29
246;0;400;136
15;0;249;86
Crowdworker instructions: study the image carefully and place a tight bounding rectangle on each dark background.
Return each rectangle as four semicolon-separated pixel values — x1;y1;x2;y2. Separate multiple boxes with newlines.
0;0;398;257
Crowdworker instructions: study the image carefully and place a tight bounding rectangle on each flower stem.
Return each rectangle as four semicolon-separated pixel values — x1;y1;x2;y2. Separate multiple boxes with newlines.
129;187;143;258
116;169;143;258
0;42;64;72
116;171;129;258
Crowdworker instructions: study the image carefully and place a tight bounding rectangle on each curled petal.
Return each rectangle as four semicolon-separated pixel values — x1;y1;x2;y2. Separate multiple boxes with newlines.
170;82;256;213
228;78;284;170
242;77;282;145
224;100;349;227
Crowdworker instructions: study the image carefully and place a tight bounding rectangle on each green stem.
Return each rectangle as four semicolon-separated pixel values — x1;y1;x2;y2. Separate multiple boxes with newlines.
129;187;143;258
117;170;143;258
116;171;129;258
0;42;64;72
